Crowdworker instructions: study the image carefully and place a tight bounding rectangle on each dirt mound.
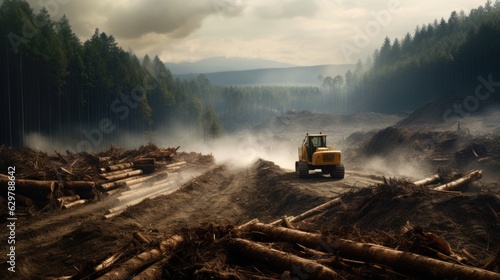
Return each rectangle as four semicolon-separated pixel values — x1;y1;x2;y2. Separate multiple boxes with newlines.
345;126;500;182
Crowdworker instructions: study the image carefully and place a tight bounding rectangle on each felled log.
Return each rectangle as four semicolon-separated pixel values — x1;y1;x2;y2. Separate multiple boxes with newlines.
63;181;96;190
103;169;143;181
165;161;186;169
57;194;80;207
133;232;151;244
100;168;134;178
61;199;88;210
133;158;156;174
106;162;134;172
99;181;127;192
230;238;339;279
105;181;177;215
0;178;57;198
18;195;34;207
97;235;184;280
484;249;500;271
434;170;483;191
413;174;441;187
132;257;169;280
99;157;111;163
244;222;500;280
95;252;124;273
271;198;342;225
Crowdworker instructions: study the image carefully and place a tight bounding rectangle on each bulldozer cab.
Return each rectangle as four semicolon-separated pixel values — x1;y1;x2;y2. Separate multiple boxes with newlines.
304;134;326;160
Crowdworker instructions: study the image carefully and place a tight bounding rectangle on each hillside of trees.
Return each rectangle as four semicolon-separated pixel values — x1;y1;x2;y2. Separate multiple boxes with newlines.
0;0;325;148
320;0;500;114
1;0;500;149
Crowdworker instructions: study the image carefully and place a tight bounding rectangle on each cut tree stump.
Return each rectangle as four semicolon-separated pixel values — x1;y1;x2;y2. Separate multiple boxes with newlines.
244;222;500;280
230;238;339;279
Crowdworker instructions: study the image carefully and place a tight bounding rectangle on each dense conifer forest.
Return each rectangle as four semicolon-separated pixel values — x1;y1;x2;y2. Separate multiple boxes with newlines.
1;0;499;148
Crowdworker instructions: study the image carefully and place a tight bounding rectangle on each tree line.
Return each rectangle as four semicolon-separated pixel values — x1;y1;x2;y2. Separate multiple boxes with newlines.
2;0;499;148
320;0;500;114
0;0;326;148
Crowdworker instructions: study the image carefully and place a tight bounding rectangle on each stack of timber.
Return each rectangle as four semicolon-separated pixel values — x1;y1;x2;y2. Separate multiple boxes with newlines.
0;144;186;213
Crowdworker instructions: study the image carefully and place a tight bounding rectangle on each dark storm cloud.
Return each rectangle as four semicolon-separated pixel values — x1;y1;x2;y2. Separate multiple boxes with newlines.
105;0;245;39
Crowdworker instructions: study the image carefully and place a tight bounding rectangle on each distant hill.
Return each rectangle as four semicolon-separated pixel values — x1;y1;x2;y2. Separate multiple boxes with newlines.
165;57;295;75
174;64;355;86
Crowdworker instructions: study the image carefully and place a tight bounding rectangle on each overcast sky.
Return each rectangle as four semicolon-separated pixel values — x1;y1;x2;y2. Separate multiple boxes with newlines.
26;0;488;65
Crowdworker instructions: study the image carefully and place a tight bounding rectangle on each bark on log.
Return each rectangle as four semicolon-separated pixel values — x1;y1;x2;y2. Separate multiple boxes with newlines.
103;169;143;181
133;158;156;174
245;223;500;280
106;162;134;172
57;195;80;207
230;238;339;279
63;181;96;190
0;178;56;192
133;232;151;244
97;235;184;280
100;168;134;178
413;174;441;187
131;257;169;280
434;170;483;191
18;195;34;207
61;199;88;210
95;252;124;272
165;161;186;169
99;181;127;192
1;178;57;198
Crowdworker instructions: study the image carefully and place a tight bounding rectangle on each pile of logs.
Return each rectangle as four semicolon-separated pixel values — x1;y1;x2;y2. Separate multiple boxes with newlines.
413;169;483;193
72;196;500;280
0;144;183;212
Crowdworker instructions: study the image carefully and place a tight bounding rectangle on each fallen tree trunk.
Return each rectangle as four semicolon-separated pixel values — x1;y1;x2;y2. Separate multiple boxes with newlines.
230;238;339;279
97;235;184;280
1;178;57;199
0;178;57;192
103;169;143;181
165;161;186;169
106;162;134;172
271;198;342;225
17;195;34;207
57;195;80;207
100;168;134;178
63;181;96;190
61;199;88;210
133;158;156;174
245;222;500;280
99;181;127;192
413;174;441;187
434;170;483;191
95;252;124;273
132;257;169;280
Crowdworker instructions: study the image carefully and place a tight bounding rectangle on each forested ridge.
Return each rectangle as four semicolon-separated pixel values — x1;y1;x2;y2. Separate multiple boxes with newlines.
322;0;500;113
1;0;500;149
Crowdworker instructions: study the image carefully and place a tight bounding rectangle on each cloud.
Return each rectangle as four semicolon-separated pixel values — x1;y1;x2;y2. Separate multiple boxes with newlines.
253;0;320;19
105;0;245;39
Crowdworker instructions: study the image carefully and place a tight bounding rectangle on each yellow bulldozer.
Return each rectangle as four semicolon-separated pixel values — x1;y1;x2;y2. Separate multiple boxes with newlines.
295;133;344;179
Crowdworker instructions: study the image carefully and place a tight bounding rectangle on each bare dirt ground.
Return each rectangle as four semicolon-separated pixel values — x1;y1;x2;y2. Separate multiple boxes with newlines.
1;110;500;279
0;159;379;279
